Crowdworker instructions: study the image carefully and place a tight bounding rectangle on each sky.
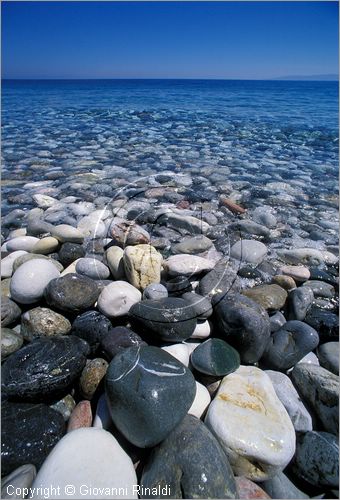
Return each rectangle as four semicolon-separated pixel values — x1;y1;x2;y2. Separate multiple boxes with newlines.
2;1;339;80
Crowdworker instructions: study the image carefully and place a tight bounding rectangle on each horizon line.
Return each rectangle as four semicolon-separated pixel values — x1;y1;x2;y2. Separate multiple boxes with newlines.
2;76;339;82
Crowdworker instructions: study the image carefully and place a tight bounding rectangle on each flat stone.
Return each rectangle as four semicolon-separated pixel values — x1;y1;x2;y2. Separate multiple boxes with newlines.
1;251;27;278
205;366;295;481
172;235;213;255
21;307;71;341
12;253;63;273
198;259;240;297
6;236;40;252
10;259;60;305
97;281;141;318
164;254;214;277
51;224;85;244
1;328;23;359
123;244;162;290
212;293;270;363
261;471;309;499
143;283;168;300
317;342;339;375
79;358;108;400
1;297;21;327
230;220;270;238
280;265;311;282
1;402;65;476
235;477;271;499
44;273;100;313
292;431;339;488
252;206;277;228
105;246;126;280
30;428;138;499
272;274;296;290
181;292;213;319
287;286;314;321
277;248;337;266
161;343;190;367
1;464;37;500
165;275;192;296
243;284;287;311
75;257;110;280
129;297;197;342
140;415;237;499
265;370;312;432
261;320;319;370
157;211;210;234
309;267;338;286
230;240;267;264
71;310;112;353
77;215;106;239
100;326;147;360
58;242;85;267
31;237;60;255
32;194;58;208
67;400;93;432
110;219;150;246
2;336;90;401
291;363;339;435
191;338;240;377
188;381;211;418
105;345;196;447
302;280;335;298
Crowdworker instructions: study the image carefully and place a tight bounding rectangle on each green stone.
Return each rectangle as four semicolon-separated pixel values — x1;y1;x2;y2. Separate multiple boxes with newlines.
191;338;240;377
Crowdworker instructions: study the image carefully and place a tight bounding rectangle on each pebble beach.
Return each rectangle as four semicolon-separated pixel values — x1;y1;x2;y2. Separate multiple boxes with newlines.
1;79;339;499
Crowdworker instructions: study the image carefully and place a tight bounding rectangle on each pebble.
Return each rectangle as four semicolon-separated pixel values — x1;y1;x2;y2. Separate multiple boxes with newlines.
305;307;339;341
172;235;213;255
272;274;296;290
309;267;338;286
165;275;192;296
269;311;286;332
161;343;190;367
191;338;240;376
212;293;270;363
105;345;196;447
291;363;339;435
140;414;237;499
129;297;197;342
31;236;60;254
44;273;100;313
1;297;21;326
51;224;85;243
75;257;110;280
287;286;314;321
261;471;309;499
1;328;23;359
50;394;76;422
205;366;296;481
230;239;267;264
21;307;71;341
100;326;147;360
79;358;108;399
261;320;319;370
10;259;60;304
67;401;93;432
231;220;270;238
277;248;338;266
1;250;27;278
71;310;112;353
188;381;211;418
30;428;138;499
243;284;287;311
77;215;106;238
191;319;211;339
110;219;150;246
164;254;214;277
317;342;339;375
265;370;312;432
292;431;339;488
1;464;37;500
58;242;85;267
302;280;335;298
1;278;12;297
181;292;213;319
235;477;271;499
12;253;63;273
105;246;126;280
32;193;58;208
97;281;141;318
1;402;65;476
198;259;240;297
157;211;210;234
2;336;90;401
252;206;277;228
6;236;40;253
123;244;162;290
143;283;168;300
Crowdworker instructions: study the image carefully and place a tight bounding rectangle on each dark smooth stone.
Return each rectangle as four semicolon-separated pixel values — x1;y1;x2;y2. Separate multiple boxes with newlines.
304;307;339;342
1;297;21;327
317;342;339;375
181;292;213;319
191;339;240;377
100;326;147;360
58;242;85;267
44;273;100;313
302;280;335;299
165;276;192;297
269;311;286;332
309;267;338;287
261;321;319;371
2;336;90;401
129;298;197;342
105;345;196;448
292;431;339;488
212;293;270;363
198;259;240;298
261;471;309;499
237;266;263;280
1;402;65;476
287;286;314;321
140;415;237;499
71;310;112;353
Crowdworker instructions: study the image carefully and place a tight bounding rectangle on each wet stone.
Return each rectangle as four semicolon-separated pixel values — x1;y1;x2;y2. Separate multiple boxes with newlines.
44;273;100;313
143;283;168;300
304;307;339;342
317;342;339;375
243;284;287;311
181;292;213;319
287;286;314;321
269;311;286;332
198;259;241;298
100;326;147;360
71;310;112;353
191;338;240;377
79;358;108;400
58;242;85;267
1;297;21;327
1;328;23;359
165;275;193;296
21;307;71;341
302;280;335;298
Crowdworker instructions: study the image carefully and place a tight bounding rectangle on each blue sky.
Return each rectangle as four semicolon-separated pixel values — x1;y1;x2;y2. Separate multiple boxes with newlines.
2;1;339;79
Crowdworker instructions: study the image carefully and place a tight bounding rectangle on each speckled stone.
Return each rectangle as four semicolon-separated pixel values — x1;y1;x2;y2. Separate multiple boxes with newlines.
105;345;196;447
1;328;23;359
71;310;111;353
58;242;85;267
21;307;71;341
140;415;237;499
242;284;287;311
191;338;240;377
110;219;150;246
1;297;21;327
50;394;76;422
79;358;108;400
67;400;93;432
123;244;162;291
44;273;100;313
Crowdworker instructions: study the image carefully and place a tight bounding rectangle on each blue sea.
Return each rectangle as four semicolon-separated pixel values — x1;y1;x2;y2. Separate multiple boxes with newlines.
1;79;339;234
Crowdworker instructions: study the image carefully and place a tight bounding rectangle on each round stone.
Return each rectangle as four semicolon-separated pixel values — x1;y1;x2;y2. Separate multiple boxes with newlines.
172;235;213;255
235;477;271;499
198;259;240;298
302;280;335;299
123;244;162;291
143;283;168;300
280;265;311;282
51;224;84;244
10;259;60;304
75;257;110;280
191;319;211;339
31;237;60;255
12;253;63;273
105;246;126;280
50;394;76;422
305;307;339;342
58;242;85;267
1;297;21;327
97;281;141;318
21;307;71;341
230;240;267;264
191;338;240;377
79;358;108;400
269;311;286;332
100;326;147;360
242;284;287;311
272;274;296;290
129;297;197;342
2;336;90;401
105;345;196;447
44;273;100;313
1;328;23;359
6;236;40;252
67;400;93;432
317;342;339;375
1;250;27;278
71;310;112;353
161;343;190;367
181;292;213;319
163;254;214;277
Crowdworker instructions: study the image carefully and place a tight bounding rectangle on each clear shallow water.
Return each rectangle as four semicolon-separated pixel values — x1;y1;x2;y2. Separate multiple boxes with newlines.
1;79;339;242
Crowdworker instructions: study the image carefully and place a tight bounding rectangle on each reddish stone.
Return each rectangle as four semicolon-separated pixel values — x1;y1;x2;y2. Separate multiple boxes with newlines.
220;196;246;214
67;400;92;432
176;200;190;209
235;477;271;499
